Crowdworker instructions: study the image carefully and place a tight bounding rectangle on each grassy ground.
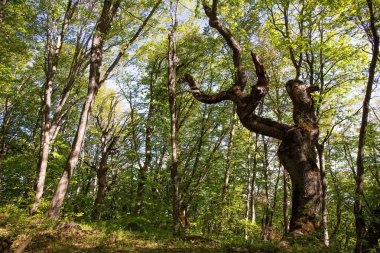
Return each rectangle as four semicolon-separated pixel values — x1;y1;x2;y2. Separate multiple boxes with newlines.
0;207;224;253
20;229;222;253
1;222;224;252
0;206;337;253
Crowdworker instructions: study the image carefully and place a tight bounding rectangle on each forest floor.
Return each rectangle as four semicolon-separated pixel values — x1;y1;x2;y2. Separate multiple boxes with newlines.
0;207;333;253
1;219;223;253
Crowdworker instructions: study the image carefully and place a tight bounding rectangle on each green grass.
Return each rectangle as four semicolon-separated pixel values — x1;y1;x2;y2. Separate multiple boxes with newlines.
0;206;340;253
0;207;223;252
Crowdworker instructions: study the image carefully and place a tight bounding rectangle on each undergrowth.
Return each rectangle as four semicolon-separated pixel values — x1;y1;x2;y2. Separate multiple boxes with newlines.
0;205;341;252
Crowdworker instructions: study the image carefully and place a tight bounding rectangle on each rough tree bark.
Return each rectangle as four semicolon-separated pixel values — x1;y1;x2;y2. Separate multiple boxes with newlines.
181;0;322;238
167;0;180;237
277;80;321;236
354;0;379;252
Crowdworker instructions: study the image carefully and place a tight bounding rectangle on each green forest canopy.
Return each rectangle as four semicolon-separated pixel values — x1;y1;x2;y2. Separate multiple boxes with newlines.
0;0;379;252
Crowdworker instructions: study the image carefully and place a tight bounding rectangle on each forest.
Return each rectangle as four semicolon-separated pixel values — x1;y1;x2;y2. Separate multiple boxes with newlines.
0;0;379;252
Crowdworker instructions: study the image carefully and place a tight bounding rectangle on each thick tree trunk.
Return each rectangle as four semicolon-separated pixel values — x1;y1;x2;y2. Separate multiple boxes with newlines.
47;0;121;219
168;0;180;236
278;80;321;236
354;1;379;252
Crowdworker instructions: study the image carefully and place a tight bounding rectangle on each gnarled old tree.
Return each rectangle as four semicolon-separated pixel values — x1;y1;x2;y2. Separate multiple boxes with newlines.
181;0;321;237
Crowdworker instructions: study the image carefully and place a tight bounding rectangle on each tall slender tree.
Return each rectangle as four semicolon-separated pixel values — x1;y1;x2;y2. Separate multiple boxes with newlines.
91;93;128;220
31;0;79;214
221;106;236;201
167;0;180;236
47;0;161;219
47;0;122;219
354;0;379;252
134;57;164;215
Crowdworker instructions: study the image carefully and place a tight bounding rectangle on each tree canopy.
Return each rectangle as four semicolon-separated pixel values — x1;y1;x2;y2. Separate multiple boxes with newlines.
0;0;379;252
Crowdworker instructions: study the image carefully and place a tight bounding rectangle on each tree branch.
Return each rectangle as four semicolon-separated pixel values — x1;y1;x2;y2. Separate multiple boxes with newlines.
100;0;162;84
203;0;247;89
180;73;235;104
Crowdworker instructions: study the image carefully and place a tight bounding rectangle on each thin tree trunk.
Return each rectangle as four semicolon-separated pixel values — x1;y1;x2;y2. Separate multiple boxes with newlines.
245;133;252;240
134;62;159;215
168;0;180;236
261;139;270;241
327;145;341;240
267;167;281;239
316;18;329;246
47;0;121;219
250;133;258;224
317;144;329;246
47;74;97;219
261;141;281;241
283;169;289;234
0;98;11;159
31;0;78;214
222;106;236;201
134;103;154;215
355;1;379;252
92;153;108;220
33;22;90;161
